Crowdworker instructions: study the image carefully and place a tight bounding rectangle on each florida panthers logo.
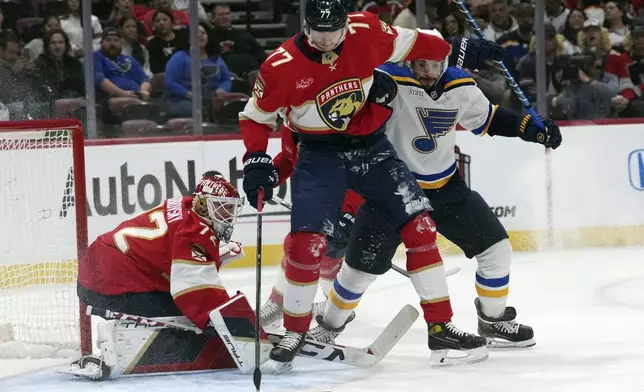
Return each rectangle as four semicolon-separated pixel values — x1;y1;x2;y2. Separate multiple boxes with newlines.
316;78;365;131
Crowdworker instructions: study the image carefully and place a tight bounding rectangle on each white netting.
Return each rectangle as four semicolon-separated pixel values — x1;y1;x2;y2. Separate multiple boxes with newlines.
0;129;80;358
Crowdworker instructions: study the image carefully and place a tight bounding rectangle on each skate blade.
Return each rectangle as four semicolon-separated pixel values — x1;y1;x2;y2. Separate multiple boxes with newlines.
272;361;293;374
486;336;536;350
429;346;489;367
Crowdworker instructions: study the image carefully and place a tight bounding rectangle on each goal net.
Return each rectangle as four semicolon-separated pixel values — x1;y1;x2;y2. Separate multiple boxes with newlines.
0;120;89;358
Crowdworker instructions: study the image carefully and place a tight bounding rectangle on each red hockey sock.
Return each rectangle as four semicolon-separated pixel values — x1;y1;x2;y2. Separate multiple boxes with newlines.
400;213;453;323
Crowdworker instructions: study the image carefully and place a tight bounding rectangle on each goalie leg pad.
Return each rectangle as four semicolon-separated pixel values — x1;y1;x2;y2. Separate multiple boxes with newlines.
209;293;273;374
64;315;237;380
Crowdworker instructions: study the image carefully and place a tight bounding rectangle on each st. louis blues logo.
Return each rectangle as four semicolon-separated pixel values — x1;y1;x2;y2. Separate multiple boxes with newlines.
412;108;458;153
316;78;365;131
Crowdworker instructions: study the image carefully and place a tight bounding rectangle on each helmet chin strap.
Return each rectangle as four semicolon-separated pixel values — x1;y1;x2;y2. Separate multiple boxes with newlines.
304;25;347;52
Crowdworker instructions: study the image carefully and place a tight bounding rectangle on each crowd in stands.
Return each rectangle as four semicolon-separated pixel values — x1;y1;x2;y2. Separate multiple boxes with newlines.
1;0;644;138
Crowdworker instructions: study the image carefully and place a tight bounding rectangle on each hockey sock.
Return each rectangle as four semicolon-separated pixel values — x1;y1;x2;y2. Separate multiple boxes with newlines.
325;264;376;328
400;213;453;323
282;232;326;333
319;255;343;298
268;255;288;305
475;239;512;319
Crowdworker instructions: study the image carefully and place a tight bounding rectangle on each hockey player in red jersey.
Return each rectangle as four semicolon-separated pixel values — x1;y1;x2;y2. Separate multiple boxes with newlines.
72;176;270;379
239;0;505;371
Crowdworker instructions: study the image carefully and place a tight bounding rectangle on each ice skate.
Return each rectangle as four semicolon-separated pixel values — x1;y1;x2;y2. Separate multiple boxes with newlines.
307;312;356;344
475;298;535;349
259;299;283;330
427;322;488;366
270;330;306;374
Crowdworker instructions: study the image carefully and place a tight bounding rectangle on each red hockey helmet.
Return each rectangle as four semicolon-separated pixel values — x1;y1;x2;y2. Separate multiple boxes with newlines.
193;176;244;242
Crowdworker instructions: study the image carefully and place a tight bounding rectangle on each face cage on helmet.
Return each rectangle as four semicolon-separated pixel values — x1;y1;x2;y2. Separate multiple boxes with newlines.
204;195;244;243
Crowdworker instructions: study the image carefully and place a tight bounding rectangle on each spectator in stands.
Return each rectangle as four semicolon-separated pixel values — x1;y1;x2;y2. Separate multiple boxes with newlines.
94;27;151;100
142;0;189;37
118;16;151;77
484;0;518;41
148;11;180;74
24;15;62;62
561;8;586;54
163;21;231;118
550;47;620;119
515;24;563;106
362;0;403;24
613;22;644;115
604;1;630;52
110;0;147;39
545;0;570;32
60;0;103;56
579;18;633;92
33;29;84;101
497;3;534;76
0;32;46;119
392;0;428;29
211;4;266;77
442;12;466;39
582;0;605;25
172;0;207;19
471;3;490;31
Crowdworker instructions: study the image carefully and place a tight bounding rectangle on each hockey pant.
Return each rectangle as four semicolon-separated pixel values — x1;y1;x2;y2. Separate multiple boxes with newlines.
325;172;512;328
283;136;451;332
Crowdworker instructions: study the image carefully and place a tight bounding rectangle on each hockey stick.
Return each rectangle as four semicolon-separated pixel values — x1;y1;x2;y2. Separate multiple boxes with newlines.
85;304;419;369
452;0;544;129
254;189;264;391
453;0;554;248
391;264;460;278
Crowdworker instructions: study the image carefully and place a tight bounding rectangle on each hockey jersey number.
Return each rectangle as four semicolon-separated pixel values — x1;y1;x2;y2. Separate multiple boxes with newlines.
113;209;168;253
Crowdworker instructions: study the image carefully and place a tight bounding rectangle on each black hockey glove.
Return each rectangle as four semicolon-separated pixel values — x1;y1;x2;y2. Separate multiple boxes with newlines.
242;152;279;209
368;69;398;107
520;116;563;150
448;37;505;71
326;211;355;259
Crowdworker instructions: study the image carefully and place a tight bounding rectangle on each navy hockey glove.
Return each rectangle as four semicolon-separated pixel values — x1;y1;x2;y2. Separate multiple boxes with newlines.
243;152;278;209
448;37;505;70
520;116;563;150
326;211;355;259
368;69;398;106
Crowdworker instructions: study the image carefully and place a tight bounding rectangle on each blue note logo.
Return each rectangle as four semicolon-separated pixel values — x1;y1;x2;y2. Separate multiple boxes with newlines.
628;149;644;191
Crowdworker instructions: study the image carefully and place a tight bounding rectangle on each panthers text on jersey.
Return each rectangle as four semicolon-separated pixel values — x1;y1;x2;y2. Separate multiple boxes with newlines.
378;64;498;189
238;12;451;155
78;196;228;329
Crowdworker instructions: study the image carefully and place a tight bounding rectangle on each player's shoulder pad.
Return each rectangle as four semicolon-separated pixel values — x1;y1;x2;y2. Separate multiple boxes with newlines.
438;67;476;93
377;62;420;87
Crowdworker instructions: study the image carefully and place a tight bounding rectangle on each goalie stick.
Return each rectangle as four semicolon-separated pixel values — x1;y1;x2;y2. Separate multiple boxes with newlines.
81;304;418;372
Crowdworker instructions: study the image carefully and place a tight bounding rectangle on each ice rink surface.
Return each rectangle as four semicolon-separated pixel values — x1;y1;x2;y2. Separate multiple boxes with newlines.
1;246;644;392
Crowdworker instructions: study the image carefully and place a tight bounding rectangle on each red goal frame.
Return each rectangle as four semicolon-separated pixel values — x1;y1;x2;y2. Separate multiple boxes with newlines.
0;119;91;355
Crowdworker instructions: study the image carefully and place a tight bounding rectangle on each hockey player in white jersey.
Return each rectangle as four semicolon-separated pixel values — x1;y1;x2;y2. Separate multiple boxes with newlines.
309;36;562;366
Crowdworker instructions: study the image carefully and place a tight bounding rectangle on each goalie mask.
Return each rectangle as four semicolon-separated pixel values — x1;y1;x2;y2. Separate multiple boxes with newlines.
192;176;244;243
407;29;449;90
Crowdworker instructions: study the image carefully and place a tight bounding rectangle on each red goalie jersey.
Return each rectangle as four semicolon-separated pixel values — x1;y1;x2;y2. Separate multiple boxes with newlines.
79;177;244;329
239;12;451;155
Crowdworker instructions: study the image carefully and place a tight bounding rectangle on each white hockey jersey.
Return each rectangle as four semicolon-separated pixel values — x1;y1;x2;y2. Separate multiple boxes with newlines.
379;64;498;189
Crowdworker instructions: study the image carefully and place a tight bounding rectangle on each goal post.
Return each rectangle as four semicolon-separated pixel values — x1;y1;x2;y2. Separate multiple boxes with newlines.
0;120;90;357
